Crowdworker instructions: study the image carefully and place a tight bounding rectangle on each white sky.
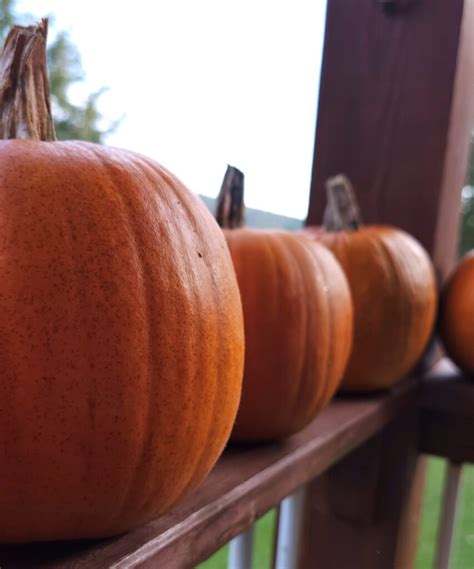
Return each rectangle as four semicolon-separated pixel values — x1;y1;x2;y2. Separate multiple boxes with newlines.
18;1;327;219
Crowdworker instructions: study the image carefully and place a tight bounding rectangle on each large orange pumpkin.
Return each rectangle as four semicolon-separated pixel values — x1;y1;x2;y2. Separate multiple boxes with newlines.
0;21;244;542
216;166;353;441
440;251;474;376
306;175;437;391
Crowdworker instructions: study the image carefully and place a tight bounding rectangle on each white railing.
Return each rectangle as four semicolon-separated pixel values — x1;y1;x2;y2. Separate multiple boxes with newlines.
227;487;306;569
435;462;464;569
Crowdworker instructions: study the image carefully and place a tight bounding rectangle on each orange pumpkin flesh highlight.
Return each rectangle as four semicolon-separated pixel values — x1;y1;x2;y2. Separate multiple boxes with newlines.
216;166;353;442
306;175;437;391
440;251;474;376
0;22;244;542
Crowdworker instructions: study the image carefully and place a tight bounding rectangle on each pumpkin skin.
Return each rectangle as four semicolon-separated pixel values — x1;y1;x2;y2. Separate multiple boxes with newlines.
440;251;474;376
307;225;437;391
0;140;244;542
225;229;353;441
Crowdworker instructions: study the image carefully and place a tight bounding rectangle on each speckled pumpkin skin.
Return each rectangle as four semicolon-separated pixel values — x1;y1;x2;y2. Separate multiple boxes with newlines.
307;226;437;391
226;230;353;442
440;251;474;376
0;140;244;542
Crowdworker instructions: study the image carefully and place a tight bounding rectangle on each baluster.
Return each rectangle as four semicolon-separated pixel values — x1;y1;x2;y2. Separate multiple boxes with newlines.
274;486;306;569
228;525;255;569
435;461;463;569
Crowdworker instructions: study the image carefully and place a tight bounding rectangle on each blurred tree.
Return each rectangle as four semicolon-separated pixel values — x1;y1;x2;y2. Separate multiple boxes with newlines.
0;0;118;142
0;0;15;31
459;136;474;257
468;137;474;185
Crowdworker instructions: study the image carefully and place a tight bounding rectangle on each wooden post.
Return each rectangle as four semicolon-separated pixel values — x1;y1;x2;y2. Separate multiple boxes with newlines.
306;0;474;280
299;411;418;569
300;0;474;567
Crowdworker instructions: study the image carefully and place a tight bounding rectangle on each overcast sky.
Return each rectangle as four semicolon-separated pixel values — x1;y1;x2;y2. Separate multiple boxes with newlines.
18;0;327;218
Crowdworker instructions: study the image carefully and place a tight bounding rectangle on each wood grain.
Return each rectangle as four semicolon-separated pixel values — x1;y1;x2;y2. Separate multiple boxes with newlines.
0;380;417;569
306;0;474;280
298;411;419;569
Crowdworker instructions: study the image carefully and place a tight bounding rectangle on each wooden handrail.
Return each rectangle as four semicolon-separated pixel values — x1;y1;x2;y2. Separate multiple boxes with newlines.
0;379;418;568
0;362;471;568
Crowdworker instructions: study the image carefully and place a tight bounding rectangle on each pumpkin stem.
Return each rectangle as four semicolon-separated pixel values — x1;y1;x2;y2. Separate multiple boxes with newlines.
215;165;245;229
0;18;56;141
323;174;362;231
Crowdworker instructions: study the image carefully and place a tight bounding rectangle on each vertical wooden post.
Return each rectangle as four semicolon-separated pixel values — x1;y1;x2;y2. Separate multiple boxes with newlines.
299;411;418;569
306;0;474;279
300;0;474;567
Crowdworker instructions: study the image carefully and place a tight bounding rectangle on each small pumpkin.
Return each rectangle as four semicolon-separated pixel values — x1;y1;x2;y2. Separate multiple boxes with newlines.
216;166;353;442
305;175;437;391
440;251;474;376
0;21;244;542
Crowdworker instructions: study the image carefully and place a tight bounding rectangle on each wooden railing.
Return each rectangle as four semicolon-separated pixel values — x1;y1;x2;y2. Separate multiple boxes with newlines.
419;361;474;569
0;359;471;568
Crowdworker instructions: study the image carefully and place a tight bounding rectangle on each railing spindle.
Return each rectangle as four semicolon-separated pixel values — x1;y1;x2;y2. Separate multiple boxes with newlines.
435;461;463;569
274;486;306;569
228;525;255;569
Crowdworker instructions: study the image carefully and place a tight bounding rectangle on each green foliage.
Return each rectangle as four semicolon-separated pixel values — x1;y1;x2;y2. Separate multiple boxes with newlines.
459;190;474;257
0;1;117;143
415;457;445;569
416;458;474;569
0;0;16;33
467;137;474;187
459;138;474;258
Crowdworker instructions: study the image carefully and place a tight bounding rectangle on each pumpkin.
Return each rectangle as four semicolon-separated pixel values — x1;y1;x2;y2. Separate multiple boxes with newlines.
216;166;353;441
306;175;437;391
0;21;244;543
440;251;474;376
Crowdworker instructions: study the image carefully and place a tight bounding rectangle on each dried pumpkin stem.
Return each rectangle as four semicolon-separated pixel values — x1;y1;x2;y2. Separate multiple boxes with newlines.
215;165;245;230
323;174;362;231
0;18;56;141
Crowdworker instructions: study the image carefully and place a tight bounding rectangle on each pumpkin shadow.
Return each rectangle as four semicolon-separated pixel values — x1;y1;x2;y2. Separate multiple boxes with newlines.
335;388;390;399
225;438;289;453
0;535;117;568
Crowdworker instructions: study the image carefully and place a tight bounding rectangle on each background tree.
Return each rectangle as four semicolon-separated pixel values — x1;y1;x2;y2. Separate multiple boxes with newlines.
0;0;117;142
1;0;473;254
459;136;474;257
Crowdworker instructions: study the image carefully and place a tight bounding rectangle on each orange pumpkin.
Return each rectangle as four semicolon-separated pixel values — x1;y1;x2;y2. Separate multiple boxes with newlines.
440;251;474;376
216;166;353;441
0;21;244;542
306;175;437;391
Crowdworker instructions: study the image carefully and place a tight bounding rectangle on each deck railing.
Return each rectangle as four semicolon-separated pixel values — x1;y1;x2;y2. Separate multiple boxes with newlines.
0;359;471;568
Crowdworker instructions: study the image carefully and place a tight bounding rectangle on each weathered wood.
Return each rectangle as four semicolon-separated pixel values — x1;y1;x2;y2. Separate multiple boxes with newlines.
420;359;474;462
0;380;417;569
